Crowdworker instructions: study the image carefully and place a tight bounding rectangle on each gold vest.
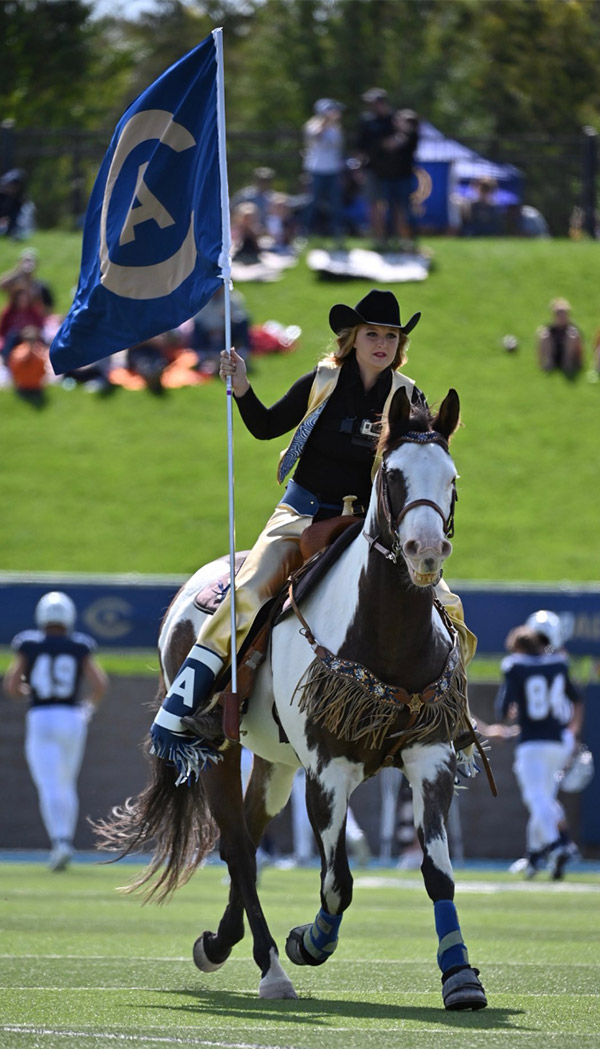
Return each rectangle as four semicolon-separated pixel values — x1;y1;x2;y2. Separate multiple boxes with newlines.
277;359;416;484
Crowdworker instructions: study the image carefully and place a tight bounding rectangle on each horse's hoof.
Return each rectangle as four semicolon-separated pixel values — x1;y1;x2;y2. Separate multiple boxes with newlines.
285;925;328;967
442;966;487;1011
259;946;298;998
193;932;230;973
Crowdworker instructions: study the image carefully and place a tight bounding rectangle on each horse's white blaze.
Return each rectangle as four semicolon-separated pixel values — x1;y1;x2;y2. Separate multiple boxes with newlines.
388;442;456;583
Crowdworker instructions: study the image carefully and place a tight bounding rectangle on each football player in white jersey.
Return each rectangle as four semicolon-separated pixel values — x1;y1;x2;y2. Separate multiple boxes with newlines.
495;610;583;880
4;592;108;870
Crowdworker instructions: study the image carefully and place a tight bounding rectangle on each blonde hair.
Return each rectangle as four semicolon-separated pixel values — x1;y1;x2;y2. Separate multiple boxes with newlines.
323;324;409;370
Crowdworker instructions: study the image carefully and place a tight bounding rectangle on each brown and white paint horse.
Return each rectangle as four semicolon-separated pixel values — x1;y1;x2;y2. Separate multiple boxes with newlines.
97;387;487;1011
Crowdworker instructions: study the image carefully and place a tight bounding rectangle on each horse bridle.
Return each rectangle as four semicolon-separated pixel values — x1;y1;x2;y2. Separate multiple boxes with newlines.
364;432;457;565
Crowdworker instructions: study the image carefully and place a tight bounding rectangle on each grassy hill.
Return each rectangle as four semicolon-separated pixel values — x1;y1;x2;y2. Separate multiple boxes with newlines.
2;232;599;586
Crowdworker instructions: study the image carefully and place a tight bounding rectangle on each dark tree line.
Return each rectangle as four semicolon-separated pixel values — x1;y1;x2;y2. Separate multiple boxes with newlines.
1;0;599;230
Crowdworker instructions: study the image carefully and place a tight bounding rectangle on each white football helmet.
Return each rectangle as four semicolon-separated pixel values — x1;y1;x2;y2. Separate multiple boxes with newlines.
35;591;76;631
557;744;595;793
525;609;562;650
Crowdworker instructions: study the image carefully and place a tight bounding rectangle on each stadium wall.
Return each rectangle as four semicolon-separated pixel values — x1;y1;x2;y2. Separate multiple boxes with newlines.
1;677;594;861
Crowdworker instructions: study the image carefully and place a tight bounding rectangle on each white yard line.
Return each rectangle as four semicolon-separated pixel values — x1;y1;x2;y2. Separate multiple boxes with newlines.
0;1030;280;1048
2;1023;600;1043
354;876;600;893
0;953;598;968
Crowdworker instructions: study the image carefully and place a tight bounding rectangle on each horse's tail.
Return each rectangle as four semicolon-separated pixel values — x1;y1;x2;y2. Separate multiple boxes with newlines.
92;676;219;904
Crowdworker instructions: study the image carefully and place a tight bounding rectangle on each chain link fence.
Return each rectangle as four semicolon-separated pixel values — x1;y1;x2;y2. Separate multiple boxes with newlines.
1;121;597;238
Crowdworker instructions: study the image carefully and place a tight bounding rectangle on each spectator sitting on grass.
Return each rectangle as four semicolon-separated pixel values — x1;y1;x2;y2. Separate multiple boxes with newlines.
191;285;250;375
537;298;583;380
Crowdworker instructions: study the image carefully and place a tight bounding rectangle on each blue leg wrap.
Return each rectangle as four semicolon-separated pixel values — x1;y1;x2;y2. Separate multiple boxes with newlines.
149;645;223;786
302;908;343;963
434;900;470;973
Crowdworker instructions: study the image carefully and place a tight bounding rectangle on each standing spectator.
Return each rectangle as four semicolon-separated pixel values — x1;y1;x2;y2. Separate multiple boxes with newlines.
537;298;583;379
0;168;36;240
4;592;108;871
356;88;419;250
495;611;583;880
302;98;345;244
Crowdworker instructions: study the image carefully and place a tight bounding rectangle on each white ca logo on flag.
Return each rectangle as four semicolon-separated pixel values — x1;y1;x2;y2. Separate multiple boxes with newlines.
99;109;197;300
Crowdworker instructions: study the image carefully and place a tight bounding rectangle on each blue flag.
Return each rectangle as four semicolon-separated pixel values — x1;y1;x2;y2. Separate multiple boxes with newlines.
51;30;228;374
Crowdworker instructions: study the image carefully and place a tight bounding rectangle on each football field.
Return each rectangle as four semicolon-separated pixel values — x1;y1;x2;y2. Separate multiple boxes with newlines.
0;858;598;1049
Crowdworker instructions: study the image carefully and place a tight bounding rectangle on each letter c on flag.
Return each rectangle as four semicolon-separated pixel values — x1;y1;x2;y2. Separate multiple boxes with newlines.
99;109;197;300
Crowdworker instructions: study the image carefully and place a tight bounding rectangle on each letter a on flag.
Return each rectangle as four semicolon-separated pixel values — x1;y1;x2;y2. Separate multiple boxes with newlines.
51;29;229;374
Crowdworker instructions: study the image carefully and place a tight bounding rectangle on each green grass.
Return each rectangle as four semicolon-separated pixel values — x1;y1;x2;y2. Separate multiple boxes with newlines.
0;861;598;1048
1;232;599;582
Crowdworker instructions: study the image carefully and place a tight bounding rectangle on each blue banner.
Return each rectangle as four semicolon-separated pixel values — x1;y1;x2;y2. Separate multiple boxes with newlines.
51;31;225;374
413;161;450;231
580;684;600;846
1;576;599;656
455;582;600;657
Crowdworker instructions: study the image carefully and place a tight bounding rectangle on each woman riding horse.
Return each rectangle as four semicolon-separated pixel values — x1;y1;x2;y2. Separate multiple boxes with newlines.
150;289;477;783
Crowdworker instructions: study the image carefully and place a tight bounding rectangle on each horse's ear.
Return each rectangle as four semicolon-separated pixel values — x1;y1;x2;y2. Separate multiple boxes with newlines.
432;388;460;440
388;386;412;435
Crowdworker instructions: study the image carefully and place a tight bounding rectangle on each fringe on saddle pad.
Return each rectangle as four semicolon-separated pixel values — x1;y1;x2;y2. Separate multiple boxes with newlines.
295;652;473;753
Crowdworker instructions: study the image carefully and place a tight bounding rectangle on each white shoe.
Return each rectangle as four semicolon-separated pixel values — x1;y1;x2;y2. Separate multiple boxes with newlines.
48;842;73;871
509;854;544;878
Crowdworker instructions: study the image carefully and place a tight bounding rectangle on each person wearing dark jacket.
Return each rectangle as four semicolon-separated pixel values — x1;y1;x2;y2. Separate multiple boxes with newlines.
356;89;419;249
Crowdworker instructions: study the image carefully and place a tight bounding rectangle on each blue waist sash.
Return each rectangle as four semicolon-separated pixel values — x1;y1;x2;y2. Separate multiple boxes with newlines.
280;479;364;517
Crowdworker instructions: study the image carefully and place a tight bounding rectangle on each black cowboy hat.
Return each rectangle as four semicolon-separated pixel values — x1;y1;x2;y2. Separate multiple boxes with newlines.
329;289;421;336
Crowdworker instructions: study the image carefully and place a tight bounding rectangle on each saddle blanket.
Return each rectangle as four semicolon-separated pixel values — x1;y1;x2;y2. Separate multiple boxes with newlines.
307;247;431;283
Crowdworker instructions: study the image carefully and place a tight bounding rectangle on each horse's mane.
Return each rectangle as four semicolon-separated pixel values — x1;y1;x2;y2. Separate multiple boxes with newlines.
377;401;433;458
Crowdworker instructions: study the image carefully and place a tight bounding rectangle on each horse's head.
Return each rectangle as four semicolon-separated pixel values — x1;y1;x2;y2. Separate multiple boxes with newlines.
370;388;460;587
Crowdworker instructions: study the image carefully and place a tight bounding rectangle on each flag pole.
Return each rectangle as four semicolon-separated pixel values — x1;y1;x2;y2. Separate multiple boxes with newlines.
214;28;238;700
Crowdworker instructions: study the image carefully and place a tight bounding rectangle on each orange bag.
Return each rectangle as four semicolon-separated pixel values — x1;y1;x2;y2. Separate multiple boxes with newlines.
9;341;47;390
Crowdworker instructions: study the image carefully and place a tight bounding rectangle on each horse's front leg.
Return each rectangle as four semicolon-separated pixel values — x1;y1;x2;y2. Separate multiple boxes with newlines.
285;761;358;967
402;742;487;1011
